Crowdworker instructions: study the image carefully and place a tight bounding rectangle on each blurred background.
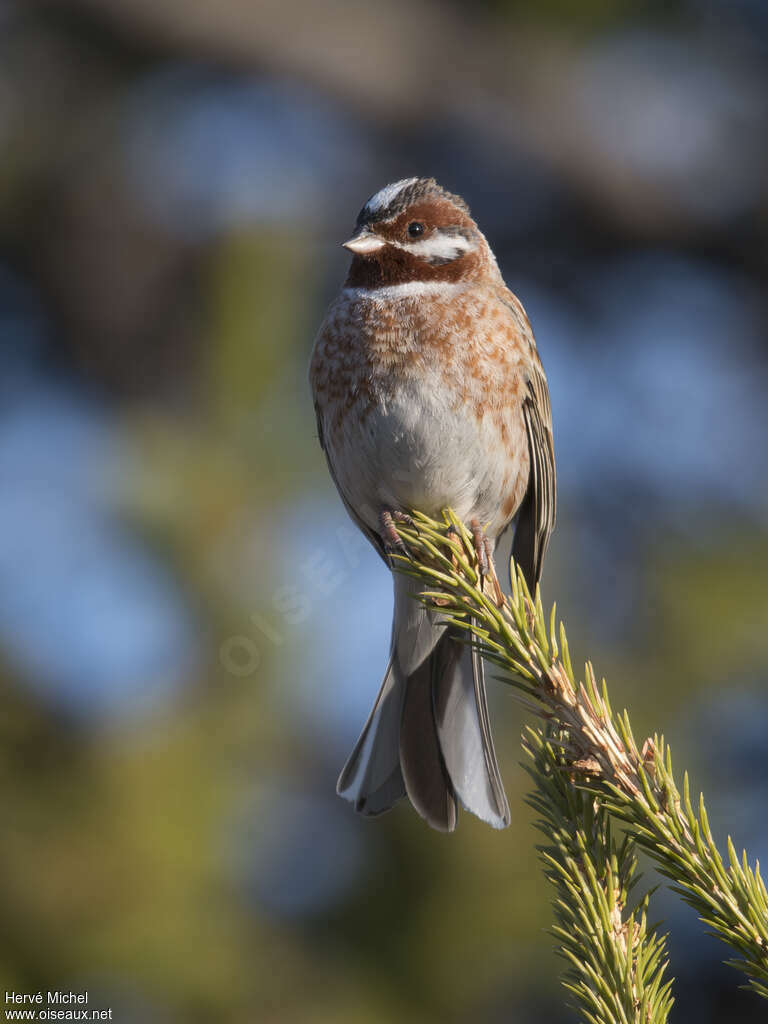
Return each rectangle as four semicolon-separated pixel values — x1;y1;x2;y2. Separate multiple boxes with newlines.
1;0;767;1020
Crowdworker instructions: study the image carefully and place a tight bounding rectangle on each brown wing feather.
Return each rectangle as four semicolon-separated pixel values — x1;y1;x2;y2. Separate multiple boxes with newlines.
512;357;556;590
494;287;556;591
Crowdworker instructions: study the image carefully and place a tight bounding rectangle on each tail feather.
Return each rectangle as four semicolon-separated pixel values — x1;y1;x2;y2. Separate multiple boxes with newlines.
433;628;510;829
336;650;407;814
399;646;458;832
337;576;510;831
355;764;407;817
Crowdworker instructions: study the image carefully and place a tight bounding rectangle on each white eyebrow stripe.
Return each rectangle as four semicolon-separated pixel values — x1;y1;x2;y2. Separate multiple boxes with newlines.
391;232;475;260
363;178;418;216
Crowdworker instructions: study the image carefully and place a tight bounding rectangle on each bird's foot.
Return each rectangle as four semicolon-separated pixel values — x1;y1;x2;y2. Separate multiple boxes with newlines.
379;509;413;560
390;510;415;528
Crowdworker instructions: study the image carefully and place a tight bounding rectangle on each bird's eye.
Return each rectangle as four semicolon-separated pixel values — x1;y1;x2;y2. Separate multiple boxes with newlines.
407;222;425;238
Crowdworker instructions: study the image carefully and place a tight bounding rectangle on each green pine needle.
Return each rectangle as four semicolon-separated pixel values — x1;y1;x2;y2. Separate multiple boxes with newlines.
392;509;768;1019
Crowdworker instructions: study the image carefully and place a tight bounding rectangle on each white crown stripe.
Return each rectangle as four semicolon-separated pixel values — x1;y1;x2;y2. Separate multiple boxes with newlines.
362;178;419;217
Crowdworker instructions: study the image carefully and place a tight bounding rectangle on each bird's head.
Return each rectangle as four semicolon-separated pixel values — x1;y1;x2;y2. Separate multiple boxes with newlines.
342;177;497;289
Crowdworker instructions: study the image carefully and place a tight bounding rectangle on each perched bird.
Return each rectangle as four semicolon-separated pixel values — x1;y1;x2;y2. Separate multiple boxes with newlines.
309;177;556;831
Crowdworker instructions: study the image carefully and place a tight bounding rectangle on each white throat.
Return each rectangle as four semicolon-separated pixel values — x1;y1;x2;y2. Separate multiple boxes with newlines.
342;282;465;300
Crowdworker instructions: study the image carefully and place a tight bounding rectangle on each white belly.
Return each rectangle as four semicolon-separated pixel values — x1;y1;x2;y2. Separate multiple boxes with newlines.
330;366;527;538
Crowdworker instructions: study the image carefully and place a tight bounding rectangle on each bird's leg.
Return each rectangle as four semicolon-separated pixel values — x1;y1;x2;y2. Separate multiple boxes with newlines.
470;519;490;576
470;519;505;608
484;536;505;609
379;509;412;560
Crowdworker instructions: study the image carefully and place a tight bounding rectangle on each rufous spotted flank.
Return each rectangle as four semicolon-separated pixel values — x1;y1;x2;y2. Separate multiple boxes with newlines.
309;177;556;832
